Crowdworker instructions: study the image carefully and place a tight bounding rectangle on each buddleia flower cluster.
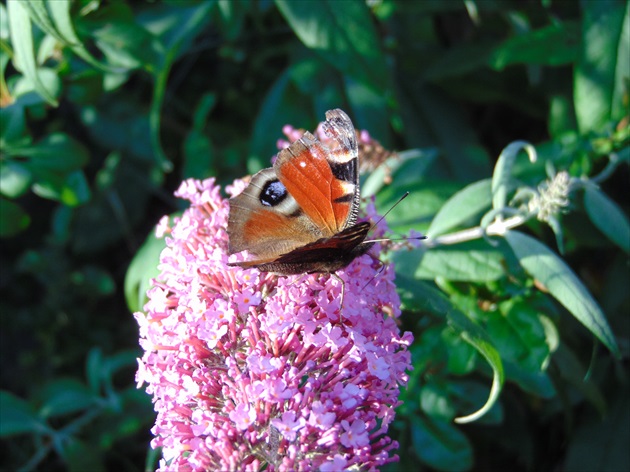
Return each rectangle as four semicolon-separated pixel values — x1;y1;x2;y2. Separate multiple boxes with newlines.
135;167;413;471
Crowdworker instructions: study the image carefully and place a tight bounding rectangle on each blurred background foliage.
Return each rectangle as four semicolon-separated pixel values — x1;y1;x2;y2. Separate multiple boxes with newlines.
0;0;628;471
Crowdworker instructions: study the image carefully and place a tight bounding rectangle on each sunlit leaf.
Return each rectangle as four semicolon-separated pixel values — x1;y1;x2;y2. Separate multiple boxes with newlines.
6;0;58;105
124;227;167;313
0;161;31;198
505;230;619;356
428;179;492;237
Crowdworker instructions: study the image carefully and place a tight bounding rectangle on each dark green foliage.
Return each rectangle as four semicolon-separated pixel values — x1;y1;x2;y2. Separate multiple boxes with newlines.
1;1;628;471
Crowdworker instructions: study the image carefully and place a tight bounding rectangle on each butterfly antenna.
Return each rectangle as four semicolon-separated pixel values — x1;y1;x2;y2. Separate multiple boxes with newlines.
369;191;410;231
365;191;426;244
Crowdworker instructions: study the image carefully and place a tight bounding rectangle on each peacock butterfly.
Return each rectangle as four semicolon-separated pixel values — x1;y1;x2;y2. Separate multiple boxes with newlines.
227;109;374;275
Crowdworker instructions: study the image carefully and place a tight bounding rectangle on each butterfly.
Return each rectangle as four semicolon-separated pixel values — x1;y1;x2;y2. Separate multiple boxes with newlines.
227;109;374;275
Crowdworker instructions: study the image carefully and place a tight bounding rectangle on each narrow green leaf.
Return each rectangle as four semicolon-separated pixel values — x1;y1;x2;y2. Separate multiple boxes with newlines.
125;227;168;313
575;0;629;133
583;185;630;253
45;0;113;70
0;390;46;437
7;0;58;105
505;230;619;356
428;179;492;237
446;309;505;424
148;1;214;172
0;198;30;237
276;0;388;93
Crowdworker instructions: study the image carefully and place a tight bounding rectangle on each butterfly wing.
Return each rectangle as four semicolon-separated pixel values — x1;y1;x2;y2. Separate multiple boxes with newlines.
274;109;359;236
227;168;321;257
228;109;360;261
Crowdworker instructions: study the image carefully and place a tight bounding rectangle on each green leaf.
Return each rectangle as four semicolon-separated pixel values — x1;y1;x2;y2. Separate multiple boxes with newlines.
0;198;30;237
376;179;459;234
396;275;504;423
8;133;89;172
124;227;167;313
428;179;492;237
441;328;477;375
575;0;629;133
391;239;510;282
448;380;504;425
6;0;58;106
11;67;62;105
446;308;505;424
411;414;473;471
361;149;435;198
396;274;453;315
37;378;97;418
276;0;388;93
489;21;580;70
19;0;110;71
91;21;163;71
583;185;630;253
504;230;619;356
32;169;91;206
0;102;27;147
0;160;32;198
0;390;47;437
420;383;456;420
182;93;216;179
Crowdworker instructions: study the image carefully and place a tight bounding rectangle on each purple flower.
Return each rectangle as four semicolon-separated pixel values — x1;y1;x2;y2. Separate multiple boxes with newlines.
135;170;413;470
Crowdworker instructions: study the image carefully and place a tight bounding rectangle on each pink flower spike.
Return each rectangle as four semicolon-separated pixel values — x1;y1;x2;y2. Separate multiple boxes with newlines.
135;123;413;470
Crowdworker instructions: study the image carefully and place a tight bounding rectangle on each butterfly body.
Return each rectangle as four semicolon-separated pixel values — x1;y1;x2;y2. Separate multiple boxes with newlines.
227;109;374;275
